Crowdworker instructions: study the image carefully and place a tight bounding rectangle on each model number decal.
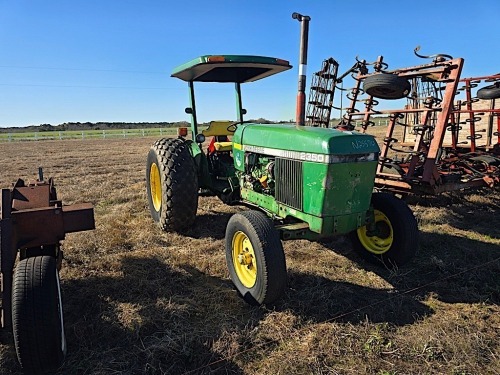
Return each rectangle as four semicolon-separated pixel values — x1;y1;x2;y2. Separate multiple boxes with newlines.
246;145;325;162
298;152;325;162
351;139;377;150
243;145;376;164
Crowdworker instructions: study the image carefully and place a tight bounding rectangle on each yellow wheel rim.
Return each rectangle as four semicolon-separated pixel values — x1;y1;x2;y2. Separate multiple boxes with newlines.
232;231;257;288
149;163;162;212
357;210;393;255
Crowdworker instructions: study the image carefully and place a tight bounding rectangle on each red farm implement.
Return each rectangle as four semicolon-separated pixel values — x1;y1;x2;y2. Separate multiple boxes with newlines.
306;49;500;195
1;169;94;374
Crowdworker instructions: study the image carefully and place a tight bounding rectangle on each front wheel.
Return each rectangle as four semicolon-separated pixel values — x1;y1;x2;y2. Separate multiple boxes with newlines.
12;256;66;374
351;193;418;268
225;211;287;306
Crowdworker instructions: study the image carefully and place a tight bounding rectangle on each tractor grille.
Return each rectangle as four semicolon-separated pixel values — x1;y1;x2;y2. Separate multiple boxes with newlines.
275;157;303;210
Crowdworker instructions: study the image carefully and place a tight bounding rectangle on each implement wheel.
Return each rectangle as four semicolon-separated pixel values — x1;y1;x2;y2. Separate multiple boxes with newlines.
146;138;198;232
363;74;411;100
477;83;500;100
225;211;287;306
12;256;66;375
351;193;418;268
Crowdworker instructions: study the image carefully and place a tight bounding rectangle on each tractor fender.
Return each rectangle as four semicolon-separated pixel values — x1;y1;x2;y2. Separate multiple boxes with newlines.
186;140;212;189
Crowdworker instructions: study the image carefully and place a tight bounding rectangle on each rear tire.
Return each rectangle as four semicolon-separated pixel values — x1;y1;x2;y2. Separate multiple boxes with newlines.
146;138;198;232
363;74;411;100
12;256;66;375
225;211;287;306
350;193;418;268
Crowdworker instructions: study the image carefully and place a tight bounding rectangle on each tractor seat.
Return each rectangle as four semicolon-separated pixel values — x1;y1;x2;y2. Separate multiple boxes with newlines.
202;121;234;152
213;142;232;152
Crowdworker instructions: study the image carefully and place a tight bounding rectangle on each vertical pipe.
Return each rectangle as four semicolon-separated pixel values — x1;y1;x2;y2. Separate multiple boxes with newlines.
292;12;311;127
235;82;244;123
188;81;199;137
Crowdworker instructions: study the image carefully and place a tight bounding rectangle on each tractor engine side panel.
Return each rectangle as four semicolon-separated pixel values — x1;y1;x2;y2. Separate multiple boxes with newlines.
233;123;380;236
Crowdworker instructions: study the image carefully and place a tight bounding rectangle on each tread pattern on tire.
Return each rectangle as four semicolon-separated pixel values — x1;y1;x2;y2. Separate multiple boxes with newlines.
12;256;65;375
148;138;198;232
363;74;411;100
226;210;287;305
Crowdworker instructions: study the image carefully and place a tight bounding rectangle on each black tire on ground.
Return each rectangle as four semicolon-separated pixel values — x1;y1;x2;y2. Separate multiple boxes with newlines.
146;138;198;232
477;83;500;100
363;74;411;100
12;256;66;375
350;193;418;268
225;211;287;306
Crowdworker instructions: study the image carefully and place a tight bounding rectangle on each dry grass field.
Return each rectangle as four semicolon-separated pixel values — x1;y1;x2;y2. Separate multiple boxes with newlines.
0;136;499;375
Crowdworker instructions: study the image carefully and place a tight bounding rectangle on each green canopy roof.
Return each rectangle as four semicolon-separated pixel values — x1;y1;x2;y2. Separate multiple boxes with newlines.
171;55;292;83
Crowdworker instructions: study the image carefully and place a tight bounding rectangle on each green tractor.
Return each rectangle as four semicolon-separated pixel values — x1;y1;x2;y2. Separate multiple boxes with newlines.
146;15;418;306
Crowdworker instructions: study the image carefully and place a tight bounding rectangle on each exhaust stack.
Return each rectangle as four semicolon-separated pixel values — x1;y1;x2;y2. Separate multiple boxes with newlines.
292;12;311;127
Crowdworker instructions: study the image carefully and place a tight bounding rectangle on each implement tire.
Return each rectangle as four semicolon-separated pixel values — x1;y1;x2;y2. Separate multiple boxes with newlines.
477;83;500;100
363;74;411;100
146;138;198;232
12;256;66;375
350;193;418;268
225;210;287;306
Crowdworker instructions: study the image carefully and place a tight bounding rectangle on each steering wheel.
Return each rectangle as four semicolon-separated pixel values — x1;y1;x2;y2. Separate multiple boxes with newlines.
227;120;254;133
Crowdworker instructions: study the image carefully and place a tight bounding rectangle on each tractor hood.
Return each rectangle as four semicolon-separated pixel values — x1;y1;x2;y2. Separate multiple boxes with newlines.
233;124;380;159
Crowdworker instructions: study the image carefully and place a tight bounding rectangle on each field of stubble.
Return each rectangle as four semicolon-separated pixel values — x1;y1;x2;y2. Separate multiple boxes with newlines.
0;137;499;375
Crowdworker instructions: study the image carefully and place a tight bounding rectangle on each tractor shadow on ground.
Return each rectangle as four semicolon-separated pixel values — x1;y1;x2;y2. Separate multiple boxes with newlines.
321;231;499;307
184;212;233;240
1;256;248;375
277;270;433;325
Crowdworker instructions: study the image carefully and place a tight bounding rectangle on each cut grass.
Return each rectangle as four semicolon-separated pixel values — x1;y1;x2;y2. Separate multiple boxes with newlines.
0;137;498;375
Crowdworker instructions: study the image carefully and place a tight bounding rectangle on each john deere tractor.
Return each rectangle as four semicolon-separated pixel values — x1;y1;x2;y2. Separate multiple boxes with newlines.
146;14;418;306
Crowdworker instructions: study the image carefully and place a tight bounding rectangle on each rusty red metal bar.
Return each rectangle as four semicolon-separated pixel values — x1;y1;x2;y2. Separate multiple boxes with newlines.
1;175;94;329
325;53;500;195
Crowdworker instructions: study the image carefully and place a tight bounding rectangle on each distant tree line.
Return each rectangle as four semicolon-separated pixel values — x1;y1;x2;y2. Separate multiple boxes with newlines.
0;119;287;133
0;121;188;133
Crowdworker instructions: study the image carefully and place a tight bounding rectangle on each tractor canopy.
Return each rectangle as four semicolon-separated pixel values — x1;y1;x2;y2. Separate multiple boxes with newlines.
171;55;292;83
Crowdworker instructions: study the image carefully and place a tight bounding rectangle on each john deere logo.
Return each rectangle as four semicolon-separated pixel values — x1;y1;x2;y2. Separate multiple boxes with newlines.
235;152;243;167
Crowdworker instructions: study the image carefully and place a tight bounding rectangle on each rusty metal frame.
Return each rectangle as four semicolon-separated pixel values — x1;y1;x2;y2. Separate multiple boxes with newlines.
329;55;500;195
0;176;94;329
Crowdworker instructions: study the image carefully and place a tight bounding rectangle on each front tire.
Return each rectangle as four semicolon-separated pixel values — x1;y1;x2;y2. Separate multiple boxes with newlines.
351;193;418;267
146;138;198;232
225;211;287;306
12;256;66;375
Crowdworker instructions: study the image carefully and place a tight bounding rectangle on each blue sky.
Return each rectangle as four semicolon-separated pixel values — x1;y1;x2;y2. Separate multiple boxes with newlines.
0;0;498;127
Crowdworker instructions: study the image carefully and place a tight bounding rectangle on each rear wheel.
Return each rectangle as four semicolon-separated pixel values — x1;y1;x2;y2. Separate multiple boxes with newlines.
225;211;287;305
351;193;418;267
146;138;198;232
12;256;66;375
